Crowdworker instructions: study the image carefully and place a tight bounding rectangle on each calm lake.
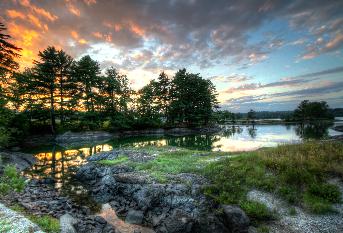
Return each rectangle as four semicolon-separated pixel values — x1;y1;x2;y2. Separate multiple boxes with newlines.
24;121;343;187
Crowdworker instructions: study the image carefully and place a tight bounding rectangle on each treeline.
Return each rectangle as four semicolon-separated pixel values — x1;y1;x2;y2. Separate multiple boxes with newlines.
0;23;218;146
215;100;336;123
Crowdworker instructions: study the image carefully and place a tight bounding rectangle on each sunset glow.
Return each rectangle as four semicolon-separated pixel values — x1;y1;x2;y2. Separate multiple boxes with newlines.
1;0;343;111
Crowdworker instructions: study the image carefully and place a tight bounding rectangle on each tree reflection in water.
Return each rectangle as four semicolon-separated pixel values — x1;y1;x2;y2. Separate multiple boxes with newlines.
295;121;334;140
247;126;257;139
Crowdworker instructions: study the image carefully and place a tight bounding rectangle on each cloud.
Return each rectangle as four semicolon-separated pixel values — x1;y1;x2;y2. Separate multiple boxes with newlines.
223;81;343;112
209;74;252;83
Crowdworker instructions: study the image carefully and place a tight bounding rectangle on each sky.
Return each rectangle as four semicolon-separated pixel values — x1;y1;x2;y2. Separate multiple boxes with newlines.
1;0;343;112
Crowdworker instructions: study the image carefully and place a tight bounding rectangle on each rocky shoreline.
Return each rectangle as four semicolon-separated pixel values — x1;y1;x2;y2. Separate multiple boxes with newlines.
75;149;252;233
0;179;118;233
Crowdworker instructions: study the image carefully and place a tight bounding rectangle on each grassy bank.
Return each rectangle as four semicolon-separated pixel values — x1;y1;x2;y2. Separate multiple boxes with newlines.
98;141;343;224
9;204;60;233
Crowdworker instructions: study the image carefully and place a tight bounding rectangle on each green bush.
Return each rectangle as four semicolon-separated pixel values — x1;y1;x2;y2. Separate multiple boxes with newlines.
307;183;341;203
0;165;26;194
240;200;274;222
303;193;333;214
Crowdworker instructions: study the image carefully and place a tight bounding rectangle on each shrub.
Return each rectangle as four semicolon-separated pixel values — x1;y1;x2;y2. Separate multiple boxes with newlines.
0;165;25;194
307;183;341;203
240;200;274;222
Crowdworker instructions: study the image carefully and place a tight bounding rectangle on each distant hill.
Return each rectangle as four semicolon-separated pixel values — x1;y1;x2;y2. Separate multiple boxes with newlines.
236;111;293;119
235;108;343;119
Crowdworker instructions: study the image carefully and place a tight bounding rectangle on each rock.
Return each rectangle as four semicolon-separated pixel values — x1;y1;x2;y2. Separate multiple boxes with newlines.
221;205;250;233
248;226;258;233
0;151;36;173
56;131;113;143
75;149;230;233
60;213;77;233
94;216;107;224
125;209;144;224
87;151;120;161
161;209;194;233
166;128;196;136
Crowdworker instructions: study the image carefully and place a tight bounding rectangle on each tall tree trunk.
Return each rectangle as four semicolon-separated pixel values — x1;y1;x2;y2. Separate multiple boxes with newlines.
50;87;56;135
60;70;64;125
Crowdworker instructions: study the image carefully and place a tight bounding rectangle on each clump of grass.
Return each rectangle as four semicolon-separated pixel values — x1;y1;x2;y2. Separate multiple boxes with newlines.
133;148;229;182
29;215;60;233
240;200;275;222
0;165;26;194
0;218;12;232
202;141;343;215
9;203;60;233
289;207;297;216
136;150;200;174
257;225;270;233
98;155;129;166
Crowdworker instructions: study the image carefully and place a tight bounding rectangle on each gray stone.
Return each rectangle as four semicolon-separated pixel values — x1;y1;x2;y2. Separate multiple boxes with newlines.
60;213;77;233
125;209;144;224
162;209;194;233
56;131;113;143
0;151;36;173
222;205;250;233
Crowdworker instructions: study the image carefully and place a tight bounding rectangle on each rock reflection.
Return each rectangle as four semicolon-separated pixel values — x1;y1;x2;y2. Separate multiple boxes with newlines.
99;204;155;233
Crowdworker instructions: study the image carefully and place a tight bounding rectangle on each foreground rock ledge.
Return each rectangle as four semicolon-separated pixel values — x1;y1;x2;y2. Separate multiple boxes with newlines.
0;202;44;233
75;149;251;233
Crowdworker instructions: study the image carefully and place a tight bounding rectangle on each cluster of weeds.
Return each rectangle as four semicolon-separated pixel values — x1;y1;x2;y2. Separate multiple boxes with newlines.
10;203;60;233
0;165;26;194
97;155;129;166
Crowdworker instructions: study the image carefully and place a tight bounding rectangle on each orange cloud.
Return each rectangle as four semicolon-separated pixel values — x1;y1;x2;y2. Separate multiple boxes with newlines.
27;14;49;31
71;30;79;39
130;22;145;37
78;39;88;44
6;10;25;20
66;1;81;16
7;23;40;68
84;0;96;6
19;0;58;21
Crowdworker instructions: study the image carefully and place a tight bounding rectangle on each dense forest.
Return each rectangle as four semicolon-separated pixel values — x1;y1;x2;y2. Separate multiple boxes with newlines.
0;22;218;147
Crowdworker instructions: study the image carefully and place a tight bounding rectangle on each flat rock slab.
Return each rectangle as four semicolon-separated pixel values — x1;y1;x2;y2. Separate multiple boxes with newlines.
0;151;36;172
0;202;44;233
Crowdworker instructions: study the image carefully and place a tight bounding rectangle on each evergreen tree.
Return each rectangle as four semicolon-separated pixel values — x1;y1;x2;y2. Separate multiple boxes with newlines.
72;55;101;113
0;22;21;81
169;69;218;126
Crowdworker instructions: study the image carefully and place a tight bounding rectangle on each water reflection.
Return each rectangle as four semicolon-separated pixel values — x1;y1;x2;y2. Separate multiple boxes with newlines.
24;122;342;193
99;204;155;233
295;121;334;139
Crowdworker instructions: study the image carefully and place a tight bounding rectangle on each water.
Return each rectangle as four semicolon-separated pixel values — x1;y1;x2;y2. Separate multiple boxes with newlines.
23;121;342;186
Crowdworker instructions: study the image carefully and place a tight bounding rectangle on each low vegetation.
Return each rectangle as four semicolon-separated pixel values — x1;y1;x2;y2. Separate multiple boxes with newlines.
98;155;129;166
10;204;60;233
0;165;25;194
203;141;343;215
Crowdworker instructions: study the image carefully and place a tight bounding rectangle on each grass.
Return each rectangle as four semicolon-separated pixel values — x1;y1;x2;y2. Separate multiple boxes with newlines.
0;218;12;232
29;215;60;233
134;149;229;182
9;203;60;233
0;165;26;195
98;155;129;165
203;141;343;215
